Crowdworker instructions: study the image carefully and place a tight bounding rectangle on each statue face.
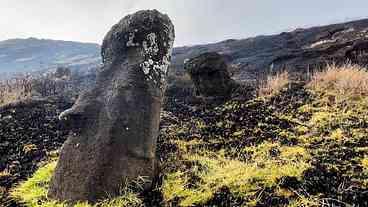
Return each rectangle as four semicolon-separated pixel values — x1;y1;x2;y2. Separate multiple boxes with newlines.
185;52;232;98
195;69;231;97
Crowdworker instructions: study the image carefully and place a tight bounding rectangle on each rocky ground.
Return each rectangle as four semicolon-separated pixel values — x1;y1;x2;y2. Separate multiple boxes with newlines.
2;71;368;206
0;98;72;206
155;80;368;206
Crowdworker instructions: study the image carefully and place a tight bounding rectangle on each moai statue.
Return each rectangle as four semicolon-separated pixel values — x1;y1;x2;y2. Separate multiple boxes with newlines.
48;10;175;203
184;52;237;101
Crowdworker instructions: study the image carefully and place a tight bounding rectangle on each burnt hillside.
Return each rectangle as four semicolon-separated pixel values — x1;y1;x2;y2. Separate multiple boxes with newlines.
2;18;368;82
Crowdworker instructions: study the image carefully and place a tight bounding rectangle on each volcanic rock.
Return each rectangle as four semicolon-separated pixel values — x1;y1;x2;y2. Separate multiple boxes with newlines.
184;52;238;102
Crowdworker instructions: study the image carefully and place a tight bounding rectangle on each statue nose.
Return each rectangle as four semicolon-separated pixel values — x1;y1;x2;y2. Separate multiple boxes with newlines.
58;108;86;133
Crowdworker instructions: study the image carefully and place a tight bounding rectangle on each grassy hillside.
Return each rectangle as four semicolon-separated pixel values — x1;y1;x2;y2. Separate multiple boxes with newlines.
9;64;368;206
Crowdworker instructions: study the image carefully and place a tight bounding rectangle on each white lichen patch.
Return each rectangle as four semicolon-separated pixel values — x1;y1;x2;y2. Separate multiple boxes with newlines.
142;61;152;75
147;33;157;45
141;33;159;56
139;30;174;89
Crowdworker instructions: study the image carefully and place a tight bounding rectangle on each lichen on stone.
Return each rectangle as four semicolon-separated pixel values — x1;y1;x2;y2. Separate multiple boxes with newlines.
139;32;173;89
126;32;139;47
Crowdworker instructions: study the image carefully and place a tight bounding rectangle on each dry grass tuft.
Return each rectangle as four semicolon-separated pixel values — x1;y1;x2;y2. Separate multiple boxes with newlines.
258;71;290;97
308;63;368;98
0;78;32;105
0;71;76;106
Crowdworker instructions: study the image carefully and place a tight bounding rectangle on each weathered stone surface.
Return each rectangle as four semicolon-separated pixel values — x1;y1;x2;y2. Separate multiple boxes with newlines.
184;52;237;101
48;10;175;203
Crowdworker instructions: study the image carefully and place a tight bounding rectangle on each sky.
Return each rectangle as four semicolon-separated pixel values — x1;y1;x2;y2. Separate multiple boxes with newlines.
1;0;368;47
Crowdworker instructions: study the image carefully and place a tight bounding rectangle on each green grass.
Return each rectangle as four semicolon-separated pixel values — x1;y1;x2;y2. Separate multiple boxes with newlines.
10;161;143;207
162;143;311;206
160;65;368;206
362;158;368;171
287;195;320;207
10;161;63;207
10;64;368;207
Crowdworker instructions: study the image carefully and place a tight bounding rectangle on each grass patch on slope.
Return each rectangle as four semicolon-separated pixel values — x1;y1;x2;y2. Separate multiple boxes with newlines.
11;64;368;207
258;71;290;97
10;161;143;207
162;143;311;206
159;74;313;206
293;64;368;206
160;65;368;206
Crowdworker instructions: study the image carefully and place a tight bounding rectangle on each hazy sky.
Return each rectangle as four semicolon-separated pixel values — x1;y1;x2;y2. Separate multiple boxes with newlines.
1;0;368;46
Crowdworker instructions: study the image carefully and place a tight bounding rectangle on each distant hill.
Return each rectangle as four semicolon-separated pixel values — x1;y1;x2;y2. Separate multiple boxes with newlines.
171;18;368;81
0;38;101;75
2;18;368;80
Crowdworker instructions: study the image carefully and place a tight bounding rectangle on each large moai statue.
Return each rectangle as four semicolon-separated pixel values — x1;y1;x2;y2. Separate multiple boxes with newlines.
48;10;175;203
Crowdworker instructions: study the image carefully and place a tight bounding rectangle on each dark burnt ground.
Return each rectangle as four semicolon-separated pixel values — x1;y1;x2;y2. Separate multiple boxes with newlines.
159;83;309;159
155;83;308;206
156;82;368;207
267;83;368;206
0;99;71;207
2;82;367;207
